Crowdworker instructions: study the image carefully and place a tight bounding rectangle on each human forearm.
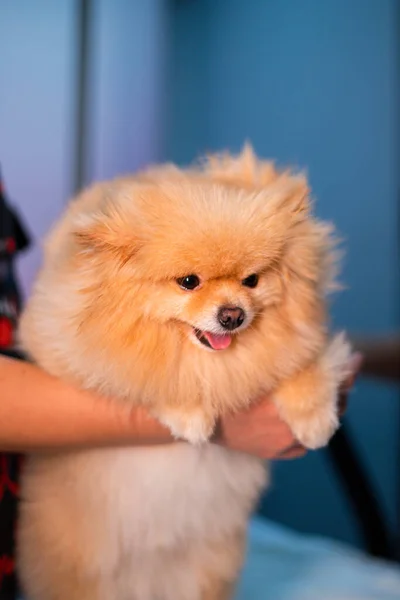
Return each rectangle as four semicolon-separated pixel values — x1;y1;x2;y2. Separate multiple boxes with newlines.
0;356;172;452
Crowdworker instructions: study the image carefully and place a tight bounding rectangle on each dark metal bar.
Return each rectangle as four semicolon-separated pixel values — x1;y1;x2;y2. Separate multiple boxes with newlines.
73;0;91;195
327;421;396;560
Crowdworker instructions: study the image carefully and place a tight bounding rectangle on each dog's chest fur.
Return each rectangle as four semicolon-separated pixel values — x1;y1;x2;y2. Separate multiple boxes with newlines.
23;443;266;568
21;444;266;599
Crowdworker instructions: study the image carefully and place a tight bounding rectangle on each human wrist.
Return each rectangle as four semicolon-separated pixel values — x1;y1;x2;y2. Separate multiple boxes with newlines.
125;406;174;445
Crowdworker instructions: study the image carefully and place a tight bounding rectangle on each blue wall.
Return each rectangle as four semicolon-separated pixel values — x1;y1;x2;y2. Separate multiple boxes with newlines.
0;0;170;294
85;0;170;184
167;0;400;547
0;0;77;297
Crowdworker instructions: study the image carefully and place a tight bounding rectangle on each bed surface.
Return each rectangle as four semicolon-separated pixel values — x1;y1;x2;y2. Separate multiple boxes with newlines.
234;517;400;600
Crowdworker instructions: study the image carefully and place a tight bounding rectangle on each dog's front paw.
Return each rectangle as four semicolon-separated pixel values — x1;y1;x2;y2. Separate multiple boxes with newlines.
287;398;339;450
156;408;215;444
274;374;341;450
274;333;351;450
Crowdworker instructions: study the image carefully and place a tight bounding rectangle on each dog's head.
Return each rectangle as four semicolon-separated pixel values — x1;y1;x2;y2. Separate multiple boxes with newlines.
74;167;313;344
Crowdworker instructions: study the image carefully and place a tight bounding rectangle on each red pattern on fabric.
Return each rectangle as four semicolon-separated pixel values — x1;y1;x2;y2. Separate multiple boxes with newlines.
0;555;14;586
0;455;19;501
0;317;13;347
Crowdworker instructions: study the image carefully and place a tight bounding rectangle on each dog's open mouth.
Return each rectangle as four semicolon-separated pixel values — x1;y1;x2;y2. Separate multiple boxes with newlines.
193;328;232;350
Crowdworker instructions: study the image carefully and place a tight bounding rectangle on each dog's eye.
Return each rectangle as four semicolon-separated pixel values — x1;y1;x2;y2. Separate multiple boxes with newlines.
177;275;201;290
242;274;259;288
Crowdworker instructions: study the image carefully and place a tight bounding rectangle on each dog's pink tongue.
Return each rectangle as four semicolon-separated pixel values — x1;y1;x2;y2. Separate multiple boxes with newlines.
204;332;232;350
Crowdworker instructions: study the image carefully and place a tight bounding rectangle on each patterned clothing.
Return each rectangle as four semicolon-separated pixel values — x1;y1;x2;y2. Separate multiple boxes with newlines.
0;168;31;599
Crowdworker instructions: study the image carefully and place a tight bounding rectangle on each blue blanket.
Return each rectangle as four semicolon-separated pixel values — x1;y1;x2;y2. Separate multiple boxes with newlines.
235;518;400;599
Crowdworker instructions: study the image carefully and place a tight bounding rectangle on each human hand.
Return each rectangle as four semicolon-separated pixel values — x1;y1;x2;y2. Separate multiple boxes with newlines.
214;397;306;459
214;353;363;460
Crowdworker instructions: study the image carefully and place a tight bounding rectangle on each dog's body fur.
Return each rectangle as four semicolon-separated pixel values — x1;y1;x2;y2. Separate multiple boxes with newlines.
17;146;351;600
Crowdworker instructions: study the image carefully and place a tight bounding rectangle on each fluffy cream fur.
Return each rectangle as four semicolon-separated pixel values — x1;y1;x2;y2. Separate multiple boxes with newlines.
17;145;351;600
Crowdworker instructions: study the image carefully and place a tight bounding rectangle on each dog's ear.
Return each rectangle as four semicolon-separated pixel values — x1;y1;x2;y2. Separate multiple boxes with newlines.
204;143;278;189
73;205;140;263
272;174;310;220
204;144;310;222
257;172;311;230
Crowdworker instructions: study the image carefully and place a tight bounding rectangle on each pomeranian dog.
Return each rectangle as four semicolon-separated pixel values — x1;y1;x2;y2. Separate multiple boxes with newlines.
17;145;351;600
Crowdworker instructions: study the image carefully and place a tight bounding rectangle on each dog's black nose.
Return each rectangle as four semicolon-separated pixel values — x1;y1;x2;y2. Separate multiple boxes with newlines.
218;306;245;331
